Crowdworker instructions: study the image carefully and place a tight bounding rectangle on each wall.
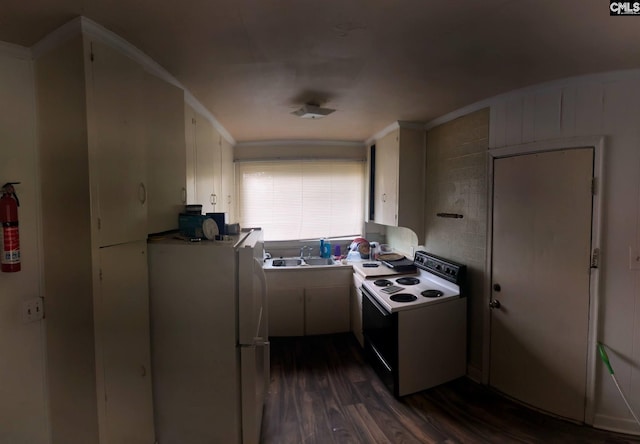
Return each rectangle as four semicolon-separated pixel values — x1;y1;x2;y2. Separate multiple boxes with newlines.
423;108;489;380
234;140;366;161
0;44;49;443
487;70;640;434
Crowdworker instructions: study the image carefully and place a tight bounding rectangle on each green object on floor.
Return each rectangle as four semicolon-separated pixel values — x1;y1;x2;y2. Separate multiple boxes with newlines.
597;342;614;375
597;342;640;427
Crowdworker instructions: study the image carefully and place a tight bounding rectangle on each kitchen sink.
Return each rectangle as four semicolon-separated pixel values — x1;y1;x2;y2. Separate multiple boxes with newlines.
267;257;336;267
304;257;335;266
272;258;303;267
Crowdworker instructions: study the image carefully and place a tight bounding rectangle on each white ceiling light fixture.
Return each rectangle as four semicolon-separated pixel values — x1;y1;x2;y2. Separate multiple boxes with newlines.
292;103;335;119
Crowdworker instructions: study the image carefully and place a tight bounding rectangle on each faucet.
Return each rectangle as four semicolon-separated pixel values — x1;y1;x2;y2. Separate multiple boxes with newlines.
300;246;313;259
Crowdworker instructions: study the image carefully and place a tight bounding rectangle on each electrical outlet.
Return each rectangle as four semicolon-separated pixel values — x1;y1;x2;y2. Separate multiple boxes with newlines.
22;297;44;323
629;246;640;270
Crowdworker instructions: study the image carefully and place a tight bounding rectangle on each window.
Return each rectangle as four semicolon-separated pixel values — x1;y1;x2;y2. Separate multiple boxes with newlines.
237;160;364;241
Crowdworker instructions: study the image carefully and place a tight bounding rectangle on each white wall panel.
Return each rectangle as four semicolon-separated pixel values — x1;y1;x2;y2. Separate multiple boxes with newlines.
533;89;562;141
0;50;49;443
505;96;523;146
560;86;577;138
522;94;536;143
575;83;604;136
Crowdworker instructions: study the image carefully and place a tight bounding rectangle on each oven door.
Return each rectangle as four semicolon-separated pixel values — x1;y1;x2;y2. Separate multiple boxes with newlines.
362;287;398;394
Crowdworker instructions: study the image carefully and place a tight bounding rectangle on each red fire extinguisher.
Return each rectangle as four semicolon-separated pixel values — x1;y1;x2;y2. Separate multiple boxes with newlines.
1;182;21;272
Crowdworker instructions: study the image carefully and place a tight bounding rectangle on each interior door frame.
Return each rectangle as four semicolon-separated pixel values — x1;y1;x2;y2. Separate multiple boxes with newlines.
483;136;605;425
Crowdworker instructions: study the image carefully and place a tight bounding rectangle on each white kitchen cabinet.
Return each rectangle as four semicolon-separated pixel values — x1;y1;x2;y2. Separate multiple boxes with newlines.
185;103;235;220
305;286;350;335
374;130;399;226
90;39;147;247
185;103;217;213
185;103;197;204
370;123;426;243
220;136;235;221
97;241;155;444
266;267;352;336
145;72;186;234
268;287;304;336
36;33;155;443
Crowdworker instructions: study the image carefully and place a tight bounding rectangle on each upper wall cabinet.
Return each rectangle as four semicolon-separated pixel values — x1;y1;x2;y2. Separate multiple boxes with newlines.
89;39;147;246
185;104;235;221
145;73;187;234
370;124;426;242
185;103;215;213
220;136;235;222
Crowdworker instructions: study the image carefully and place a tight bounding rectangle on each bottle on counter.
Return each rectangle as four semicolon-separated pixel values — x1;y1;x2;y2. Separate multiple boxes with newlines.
320;238;331;258
369;242;379;260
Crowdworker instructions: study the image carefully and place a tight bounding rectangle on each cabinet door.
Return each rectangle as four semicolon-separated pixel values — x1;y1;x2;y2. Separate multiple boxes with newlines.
195;113;216;213
268;288;304;336
305;286;350;335
90;40;147;246
374;130;399;226
185;103;197;204
220;136;235;221
98;241;154;444
212;131;223;213
145;73;186;234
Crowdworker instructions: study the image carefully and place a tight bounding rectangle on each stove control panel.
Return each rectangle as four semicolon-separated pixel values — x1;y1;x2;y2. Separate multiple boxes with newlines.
414;251;466;285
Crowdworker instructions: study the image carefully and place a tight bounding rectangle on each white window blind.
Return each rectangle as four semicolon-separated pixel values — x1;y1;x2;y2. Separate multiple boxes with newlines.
237;160;364;241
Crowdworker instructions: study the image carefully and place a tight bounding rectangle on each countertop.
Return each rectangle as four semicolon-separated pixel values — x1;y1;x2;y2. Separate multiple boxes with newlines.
351;260;416;278
263;256;415;279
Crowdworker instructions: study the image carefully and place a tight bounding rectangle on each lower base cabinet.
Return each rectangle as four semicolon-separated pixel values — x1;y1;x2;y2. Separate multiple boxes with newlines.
266;268;352;336
268;288;304;336
304;286;350;335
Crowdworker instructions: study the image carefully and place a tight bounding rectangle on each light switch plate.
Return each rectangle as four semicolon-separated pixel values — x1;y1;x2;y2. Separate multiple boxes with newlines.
22;297;44;323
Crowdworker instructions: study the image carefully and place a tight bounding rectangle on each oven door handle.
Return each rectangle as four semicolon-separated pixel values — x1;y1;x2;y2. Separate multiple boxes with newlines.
363;287;392;317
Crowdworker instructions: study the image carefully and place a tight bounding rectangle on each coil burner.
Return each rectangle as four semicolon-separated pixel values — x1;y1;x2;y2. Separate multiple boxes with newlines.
421;289;444;298
389;293;418;303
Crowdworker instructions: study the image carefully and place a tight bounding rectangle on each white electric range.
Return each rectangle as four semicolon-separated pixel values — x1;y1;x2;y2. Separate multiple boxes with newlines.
361;251;467;397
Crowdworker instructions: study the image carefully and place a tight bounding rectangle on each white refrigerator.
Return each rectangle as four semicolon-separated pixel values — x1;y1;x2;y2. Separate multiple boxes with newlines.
148;229;269;444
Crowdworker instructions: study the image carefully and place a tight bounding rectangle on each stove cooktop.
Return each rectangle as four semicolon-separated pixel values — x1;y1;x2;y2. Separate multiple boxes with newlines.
362;269;461;313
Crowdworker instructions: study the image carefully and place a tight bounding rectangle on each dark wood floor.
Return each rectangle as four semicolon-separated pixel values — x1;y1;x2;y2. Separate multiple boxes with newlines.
260;333;640;444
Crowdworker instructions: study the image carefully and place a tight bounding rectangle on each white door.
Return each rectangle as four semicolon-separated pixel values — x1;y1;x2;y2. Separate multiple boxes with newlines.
490;148;593;422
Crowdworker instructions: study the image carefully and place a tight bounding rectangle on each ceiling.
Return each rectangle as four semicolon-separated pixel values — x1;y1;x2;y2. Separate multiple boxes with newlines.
2;0;639;143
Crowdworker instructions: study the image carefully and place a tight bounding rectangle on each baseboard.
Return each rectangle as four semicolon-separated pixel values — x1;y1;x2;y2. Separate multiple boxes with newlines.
593;413;640;436
466;363;483;383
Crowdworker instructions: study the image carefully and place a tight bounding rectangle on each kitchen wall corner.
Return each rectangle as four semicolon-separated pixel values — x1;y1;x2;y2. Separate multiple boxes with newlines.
423;107;490;380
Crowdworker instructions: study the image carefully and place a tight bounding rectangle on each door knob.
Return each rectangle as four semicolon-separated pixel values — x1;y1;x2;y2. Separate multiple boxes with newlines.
489;299;501;309
493;283;501;292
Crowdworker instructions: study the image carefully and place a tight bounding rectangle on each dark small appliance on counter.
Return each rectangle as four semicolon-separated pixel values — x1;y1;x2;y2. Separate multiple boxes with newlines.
380;256;417;273
206;212;227;235
226;222;240;235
